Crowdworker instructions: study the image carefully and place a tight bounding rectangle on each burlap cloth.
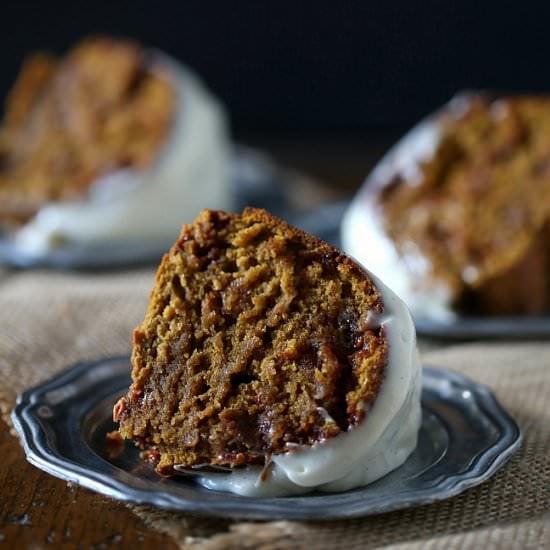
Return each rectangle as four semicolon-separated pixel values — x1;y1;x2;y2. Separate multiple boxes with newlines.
0;267;548;549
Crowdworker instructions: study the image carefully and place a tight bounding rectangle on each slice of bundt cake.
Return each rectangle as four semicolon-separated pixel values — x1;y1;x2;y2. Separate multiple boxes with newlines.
1;36;231;255
342;92;550;318
115;208;421;495
0;36;174;229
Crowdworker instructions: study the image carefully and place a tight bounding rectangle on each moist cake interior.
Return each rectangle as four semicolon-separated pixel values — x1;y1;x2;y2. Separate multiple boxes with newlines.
116;208;388;474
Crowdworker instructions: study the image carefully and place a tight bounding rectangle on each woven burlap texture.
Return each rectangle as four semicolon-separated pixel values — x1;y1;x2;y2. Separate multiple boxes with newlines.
0;269;548;549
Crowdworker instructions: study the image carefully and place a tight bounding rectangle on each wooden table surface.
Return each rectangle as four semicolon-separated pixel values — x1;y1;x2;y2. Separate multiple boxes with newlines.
0;418;178;550
0;139;387;549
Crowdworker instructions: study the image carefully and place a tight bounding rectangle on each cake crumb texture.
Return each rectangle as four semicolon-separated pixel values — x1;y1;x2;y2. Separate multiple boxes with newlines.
116;208;388;473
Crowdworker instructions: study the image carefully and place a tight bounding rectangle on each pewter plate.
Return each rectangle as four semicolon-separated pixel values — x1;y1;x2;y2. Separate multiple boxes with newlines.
0;239;175;270
414;316;550;340
11;356;521;520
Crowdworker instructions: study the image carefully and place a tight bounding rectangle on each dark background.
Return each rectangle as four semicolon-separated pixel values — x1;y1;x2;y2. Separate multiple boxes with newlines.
1;1;549;139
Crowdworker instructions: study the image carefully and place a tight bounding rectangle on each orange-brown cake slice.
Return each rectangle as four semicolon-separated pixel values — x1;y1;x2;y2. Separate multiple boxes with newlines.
342;93;550;318
0;36;174;228
0;36;230;254
115;208;421;495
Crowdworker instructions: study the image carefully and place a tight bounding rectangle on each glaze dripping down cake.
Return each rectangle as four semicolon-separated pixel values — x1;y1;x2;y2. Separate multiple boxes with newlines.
342;93;550;319
115;208;421;496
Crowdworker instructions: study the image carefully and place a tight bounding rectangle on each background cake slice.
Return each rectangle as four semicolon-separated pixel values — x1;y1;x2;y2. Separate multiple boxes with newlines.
0;36;174;226
342;92;550;319
115;208;421;496
0;36;230;253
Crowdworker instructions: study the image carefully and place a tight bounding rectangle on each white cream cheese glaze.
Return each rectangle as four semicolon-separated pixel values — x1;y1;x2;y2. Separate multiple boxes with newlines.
340;118;456;322
14;56;231;255
193;269;422;497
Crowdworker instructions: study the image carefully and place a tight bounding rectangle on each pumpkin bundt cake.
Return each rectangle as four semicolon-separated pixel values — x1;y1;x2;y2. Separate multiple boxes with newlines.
342;93;550;319
114;208;421;496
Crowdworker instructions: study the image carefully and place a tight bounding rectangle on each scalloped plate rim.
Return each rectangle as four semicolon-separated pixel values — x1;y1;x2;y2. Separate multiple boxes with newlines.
11;357;522;520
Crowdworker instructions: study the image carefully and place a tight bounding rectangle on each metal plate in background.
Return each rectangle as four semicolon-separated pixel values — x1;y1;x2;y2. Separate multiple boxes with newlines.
414;316;550;340
0;239;175;270
12;356;522;520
